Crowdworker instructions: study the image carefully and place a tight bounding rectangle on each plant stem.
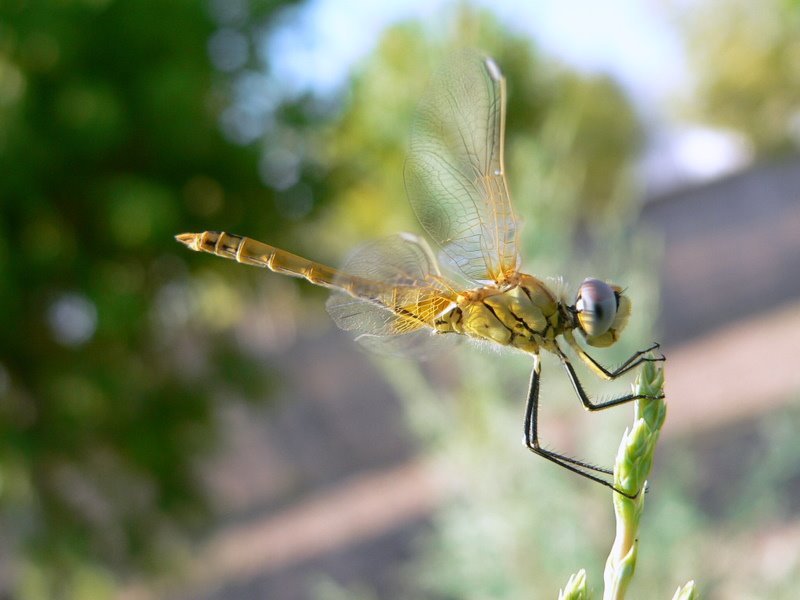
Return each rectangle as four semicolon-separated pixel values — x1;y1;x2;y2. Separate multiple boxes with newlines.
602;359;666;600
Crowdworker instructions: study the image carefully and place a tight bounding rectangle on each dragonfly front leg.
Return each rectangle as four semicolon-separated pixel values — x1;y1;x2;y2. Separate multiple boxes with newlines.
523;357;638;497
558;346;664;412
563;332;664;381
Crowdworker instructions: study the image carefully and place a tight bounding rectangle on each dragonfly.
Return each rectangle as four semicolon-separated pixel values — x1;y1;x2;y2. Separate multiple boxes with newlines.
177;51;664;496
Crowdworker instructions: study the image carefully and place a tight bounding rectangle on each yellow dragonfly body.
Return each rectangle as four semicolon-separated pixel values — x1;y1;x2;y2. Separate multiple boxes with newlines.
177;51;663;495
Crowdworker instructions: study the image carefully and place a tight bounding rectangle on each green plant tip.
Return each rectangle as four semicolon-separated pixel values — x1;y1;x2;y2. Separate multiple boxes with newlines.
559;569;587;600
670;581;697;600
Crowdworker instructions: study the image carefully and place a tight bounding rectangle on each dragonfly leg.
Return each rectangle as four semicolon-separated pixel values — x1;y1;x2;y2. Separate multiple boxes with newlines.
559;348;664;412
564;333;664;381
523;357;638;498
611;342;666;375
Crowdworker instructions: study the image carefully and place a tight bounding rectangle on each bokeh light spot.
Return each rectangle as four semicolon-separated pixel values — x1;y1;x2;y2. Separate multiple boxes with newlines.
259;147;301;190
274;183;313;221
208;28;249;73
47;292;98;347
0;56;26;107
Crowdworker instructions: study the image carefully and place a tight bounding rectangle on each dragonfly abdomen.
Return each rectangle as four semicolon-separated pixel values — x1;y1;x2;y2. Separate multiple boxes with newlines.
175;231;342;290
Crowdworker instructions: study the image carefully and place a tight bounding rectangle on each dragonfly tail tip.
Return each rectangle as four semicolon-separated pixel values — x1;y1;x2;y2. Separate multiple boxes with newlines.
175;232;200;250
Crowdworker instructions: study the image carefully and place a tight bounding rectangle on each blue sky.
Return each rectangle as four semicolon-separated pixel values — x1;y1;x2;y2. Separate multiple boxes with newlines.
265;0;689;110
253;0;751;193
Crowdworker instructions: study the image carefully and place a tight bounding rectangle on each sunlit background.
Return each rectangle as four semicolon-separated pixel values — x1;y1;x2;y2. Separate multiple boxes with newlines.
2;0;800;598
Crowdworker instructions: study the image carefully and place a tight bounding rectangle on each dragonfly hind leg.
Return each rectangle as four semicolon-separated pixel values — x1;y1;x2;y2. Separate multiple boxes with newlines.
522;358;638;498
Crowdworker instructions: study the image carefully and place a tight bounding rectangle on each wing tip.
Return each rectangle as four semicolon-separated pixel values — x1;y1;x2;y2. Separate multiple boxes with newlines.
484;56;503;82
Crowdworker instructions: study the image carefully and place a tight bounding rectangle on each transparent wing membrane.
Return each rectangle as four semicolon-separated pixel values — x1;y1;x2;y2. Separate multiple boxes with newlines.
326;234;459;355
404;50;520;283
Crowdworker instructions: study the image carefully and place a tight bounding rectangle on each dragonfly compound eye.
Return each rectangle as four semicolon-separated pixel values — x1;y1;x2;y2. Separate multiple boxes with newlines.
575;278;618;337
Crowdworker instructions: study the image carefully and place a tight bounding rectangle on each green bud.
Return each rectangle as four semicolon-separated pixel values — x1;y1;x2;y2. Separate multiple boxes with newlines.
558;569;587;600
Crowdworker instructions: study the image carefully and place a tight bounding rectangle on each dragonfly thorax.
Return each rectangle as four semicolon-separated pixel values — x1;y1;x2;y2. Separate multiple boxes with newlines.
434;274;573;354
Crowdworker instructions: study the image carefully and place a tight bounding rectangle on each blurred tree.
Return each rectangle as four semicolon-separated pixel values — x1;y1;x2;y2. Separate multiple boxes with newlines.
0;0;307;595
677;0;800;155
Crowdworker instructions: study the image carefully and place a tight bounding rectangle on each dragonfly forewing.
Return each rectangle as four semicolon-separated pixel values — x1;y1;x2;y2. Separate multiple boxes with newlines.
404;50;520;283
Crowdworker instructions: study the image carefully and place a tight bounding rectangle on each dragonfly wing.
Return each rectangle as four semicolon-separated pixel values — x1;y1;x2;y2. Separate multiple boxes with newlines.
405;50;520;283
325;233;460;357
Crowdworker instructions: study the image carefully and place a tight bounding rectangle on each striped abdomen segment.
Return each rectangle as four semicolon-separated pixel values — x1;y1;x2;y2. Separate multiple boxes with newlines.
176;231;379;296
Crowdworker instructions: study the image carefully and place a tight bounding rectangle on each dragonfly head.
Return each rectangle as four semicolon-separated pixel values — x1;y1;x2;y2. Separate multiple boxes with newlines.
573;278;631;347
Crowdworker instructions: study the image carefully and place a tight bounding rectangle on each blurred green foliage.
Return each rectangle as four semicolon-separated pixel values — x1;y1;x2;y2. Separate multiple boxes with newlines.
677;0;800;155
6;0;797;598
0;0;315;595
